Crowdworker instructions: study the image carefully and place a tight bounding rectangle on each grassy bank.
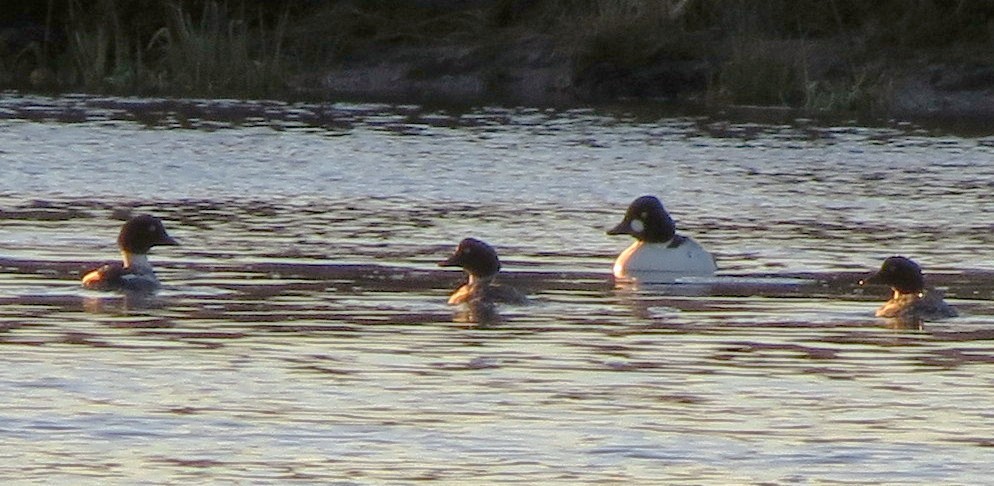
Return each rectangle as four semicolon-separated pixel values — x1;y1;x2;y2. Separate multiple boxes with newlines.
2;0;993;113
2;0;291;98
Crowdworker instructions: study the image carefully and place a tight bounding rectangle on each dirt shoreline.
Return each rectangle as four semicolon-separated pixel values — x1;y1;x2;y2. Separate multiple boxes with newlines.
304;38;994;122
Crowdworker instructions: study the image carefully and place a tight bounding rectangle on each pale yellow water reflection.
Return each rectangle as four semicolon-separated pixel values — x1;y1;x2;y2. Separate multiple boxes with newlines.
0;94;993;483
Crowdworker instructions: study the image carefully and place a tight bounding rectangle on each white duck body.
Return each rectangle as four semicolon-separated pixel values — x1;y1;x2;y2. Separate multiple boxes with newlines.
613;236;717;278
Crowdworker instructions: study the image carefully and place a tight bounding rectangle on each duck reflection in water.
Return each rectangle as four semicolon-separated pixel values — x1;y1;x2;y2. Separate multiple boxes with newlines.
82;291;168;315
861;256;957;329
438;238;528;324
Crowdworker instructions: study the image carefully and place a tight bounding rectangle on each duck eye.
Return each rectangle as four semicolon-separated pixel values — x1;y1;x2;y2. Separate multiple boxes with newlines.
148;224;157;233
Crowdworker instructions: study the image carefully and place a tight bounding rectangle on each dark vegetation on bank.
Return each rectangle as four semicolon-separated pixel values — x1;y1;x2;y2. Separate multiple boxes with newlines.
3;1;994;116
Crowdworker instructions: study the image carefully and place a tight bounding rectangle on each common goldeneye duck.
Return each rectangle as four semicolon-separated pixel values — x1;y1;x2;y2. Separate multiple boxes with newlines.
860;256;957;321
607;195;717;278
81;214;179;292
438;238;528;306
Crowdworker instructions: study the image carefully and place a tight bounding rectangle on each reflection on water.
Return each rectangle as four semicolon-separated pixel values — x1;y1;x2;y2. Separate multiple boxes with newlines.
1;93;994;482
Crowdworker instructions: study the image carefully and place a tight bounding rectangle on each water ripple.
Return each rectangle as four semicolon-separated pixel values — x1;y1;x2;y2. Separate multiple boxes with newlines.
1;94;993;482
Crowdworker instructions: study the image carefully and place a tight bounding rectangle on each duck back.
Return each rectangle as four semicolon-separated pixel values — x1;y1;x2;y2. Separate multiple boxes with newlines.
877;290;957;321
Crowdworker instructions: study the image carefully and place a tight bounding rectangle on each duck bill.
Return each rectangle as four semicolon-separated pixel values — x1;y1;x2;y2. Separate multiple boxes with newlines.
158;235;180;246
859;271;882;286
606;220;632;236
438;254;462;267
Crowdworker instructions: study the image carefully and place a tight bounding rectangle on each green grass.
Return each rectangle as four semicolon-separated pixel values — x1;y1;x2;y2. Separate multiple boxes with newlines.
713;38;805;106
47;0;290;97
151;2;289;96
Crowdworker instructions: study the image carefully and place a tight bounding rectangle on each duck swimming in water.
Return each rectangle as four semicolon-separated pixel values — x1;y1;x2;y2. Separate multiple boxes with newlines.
438;238;528;308
860;256;957;321
607;195;717;278
82;214;179;292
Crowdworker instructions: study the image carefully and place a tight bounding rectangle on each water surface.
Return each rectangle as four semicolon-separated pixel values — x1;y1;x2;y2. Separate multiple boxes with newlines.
1;93;994;483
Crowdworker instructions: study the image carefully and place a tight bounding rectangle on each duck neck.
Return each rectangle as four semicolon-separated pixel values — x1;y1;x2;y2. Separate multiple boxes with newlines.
893;289;923;300
468;273;495;287
122;252;154;273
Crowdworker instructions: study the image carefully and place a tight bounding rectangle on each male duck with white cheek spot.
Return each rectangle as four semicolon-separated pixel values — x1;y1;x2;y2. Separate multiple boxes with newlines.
607;195;717;279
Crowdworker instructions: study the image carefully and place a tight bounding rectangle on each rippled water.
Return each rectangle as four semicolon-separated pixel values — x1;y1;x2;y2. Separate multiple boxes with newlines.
1;93;994;483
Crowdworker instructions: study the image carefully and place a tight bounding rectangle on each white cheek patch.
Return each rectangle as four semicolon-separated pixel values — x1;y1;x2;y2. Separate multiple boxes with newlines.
630;219;645;233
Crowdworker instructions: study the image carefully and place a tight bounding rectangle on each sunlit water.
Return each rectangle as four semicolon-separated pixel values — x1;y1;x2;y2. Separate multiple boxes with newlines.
1;92;994;483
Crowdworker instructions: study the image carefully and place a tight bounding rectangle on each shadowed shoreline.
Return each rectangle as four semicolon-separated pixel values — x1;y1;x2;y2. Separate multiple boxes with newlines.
3;1;994;119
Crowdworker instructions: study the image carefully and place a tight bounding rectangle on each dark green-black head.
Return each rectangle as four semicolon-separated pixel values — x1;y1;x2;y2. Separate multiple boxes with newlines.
607;195;677;243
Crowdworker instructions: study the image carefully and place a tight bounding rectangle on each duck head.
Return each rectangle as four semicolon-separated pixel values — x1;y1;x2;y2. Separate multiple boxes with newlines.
861;256;925;295
118;214;179;255
607;195;677;243
439;238;501;279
